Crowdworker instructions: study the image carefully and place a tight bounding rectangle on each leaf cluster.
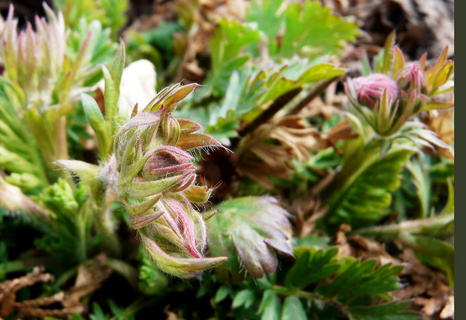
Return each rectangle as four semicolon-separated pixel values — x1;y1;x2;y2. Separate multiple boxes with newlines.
209;246;418;320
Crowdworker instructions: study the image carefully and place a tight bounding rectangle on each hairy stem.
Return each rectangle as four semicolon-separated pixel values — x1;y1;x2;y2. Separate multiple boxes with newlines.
352;213;454;239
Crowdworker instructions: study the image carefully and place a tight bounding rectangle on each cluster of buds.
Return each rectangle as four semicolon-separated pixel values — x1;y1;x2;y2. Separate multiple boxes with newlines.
107;83;227;278
346;36;454;142
1;3;92;110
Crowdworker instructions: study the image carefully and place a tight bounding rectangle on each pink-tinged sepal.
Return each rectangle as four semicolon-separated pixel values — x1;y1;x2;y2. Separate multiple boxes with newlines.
178;119;203;134
130;211;164;229
142;236;227;278
177;133;222;151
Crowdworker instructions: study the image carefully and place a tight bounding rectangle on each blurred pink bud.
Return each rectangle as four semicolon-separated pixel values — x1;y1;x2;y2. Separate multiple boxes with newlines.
395;64;427;92
353;74;398;108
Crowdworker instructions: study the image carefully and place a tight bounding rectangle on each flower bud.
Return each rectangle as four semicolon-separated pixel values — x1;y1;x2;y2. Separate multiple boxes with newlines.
112;83;226;277
395;64;427;93
353;74;398;108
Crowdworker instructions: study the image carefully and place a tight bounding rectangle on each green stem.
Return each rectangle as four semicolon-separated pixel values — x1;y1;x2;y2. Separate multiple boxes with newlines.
352;213;454;239
118;295;164;319
0;256;57;275
270;285;348;315
55;116;69;162
94;204;121;257
319;141;382;230
106;258;139;291
271;285;320;300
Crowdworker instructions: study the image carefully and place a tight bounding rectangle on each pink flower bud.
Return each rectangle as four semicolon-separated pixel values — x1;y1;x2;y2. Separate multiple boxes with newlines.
112;83;227;277
142;146;196;181
353;74;399;108
395;64;427;93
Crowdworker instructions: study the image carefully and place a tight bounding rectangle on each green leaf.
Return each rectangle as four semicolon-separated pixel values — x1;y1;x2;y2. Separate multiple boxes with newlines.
215;285;234;303
36;180;92;265
56;160;100;196
207;18;261;95
440;178;454;215
285;248;339;289
277;0;358;59
81;93;110;158
405;158;431;218
348;301;419;320
282;296;307;320
321;144;412;230
258;290;282;320
380;31;396;75
246;0;285;54
232;289;256;309
207;196;292;280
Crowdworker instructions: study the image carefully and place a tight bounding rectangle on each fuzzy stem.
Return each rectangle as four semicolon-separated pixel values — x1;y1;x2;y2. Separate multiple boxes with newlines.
352;213;454;239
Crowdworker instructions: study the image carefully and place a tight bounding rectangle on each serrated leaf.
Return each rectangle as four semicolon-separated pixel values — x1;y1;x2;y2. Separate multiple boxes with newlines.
322;145;412;230
285;248;339;289
278;0;358;59
260;60;344;103
348;301;419;320
207;196;293;280
246;0;285;54
208;18;261;95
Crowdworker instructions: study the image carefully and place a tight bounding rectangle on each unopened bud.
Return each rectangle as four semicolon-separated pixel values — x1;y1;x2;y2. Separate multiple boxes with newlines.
353;74;398;108
111;83;227;278
395;64;427;93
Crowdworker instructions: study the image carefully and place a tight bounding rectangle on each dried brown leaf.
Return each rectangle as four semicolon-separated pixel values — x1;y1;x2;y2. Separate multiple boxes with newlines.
421;108;454;159
0;255;111;319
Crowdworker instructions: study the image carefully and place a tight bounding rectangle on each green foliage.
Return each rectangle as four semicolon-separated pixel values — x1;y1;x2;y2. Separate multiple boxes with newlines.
191;58;344;142
182;0;356;141
66;19;117;86
0;1;453;319
205;246;417;320
246;0;358;59
207;18;261;96
68;301;135;320
81;41;126;160
321;143;412;231
138;250;169;295
0;86;48;192
35;180;92;265
56;0;129;37
276;1;359;58
125;21;184;84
